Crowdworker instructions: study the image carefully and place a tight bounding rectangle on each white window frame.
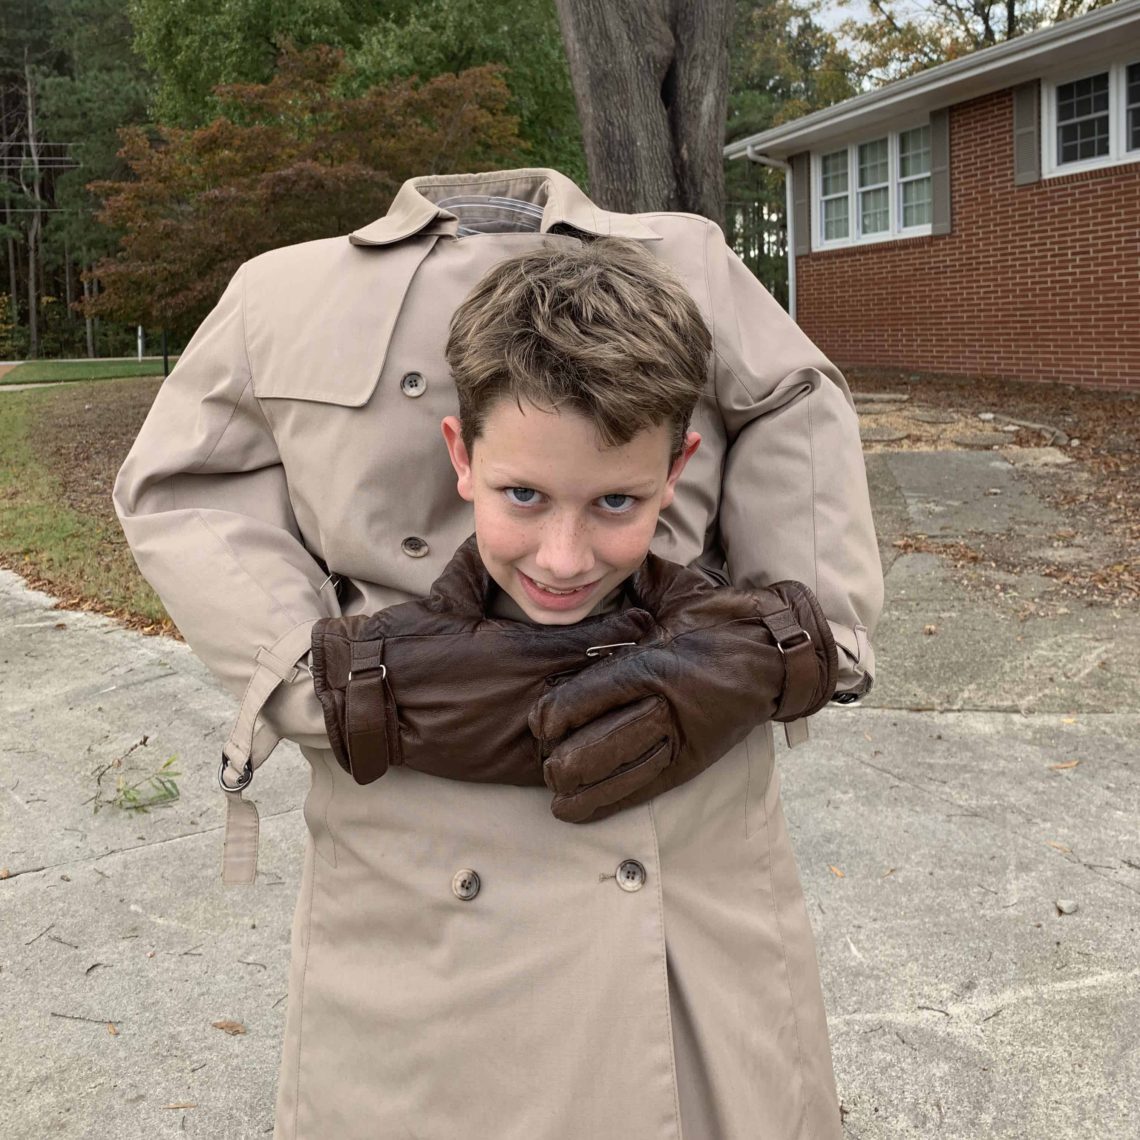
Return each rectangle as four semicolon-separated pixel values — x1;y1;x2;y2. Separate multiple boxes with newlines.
1042;58;1140;177
811;124;934;252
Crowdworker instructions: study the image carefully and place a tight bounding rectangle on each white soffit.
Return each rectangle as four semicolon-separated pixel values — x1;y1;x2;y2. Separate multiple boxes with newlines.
725;0;1140;159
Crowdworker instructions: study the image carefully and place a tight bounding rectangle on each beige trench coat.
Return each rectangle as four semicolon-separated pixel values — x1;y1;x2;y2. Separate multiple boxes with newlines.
113;168;883;1140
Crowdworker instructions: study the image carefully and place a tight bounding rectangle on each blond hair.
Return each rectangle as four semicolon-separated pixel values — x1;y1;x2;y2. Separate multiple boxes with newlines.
445;237;711;464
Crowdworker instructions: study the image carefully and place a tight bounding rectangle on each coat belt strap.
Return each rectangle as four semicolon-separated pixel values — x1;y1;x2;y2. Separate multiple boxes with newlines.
219;620;318;885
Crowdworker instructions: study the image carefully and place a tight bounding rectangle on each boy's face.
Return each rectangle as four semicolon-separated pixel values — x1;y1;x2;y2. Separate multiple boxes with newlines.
442;399;700;625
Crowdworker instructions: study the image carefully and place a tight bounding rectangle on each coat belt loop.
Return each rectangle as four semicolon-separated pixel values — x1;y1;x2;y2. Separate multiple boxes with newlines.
220;620;320;885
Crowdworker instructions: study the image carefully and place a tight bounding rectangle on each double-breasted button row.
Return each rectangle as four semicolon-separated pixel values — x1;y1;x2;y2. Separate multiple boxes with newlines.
450;862;645;900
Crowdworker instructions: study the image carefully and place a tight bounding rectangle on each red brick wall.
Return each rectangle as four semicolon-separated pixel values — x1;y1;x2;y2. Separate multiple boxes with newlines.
795;89;1140;390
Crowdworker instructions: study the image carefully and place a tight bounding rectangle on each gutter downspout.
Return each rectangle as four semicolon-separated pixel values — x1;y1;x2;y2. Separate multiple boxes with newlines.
744;145;795;322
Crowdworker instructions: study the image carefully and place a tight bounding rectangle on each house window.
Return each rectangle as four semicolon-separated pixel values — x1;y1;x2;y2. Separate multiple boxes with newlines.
1044;59;1140;175
1056;72;1109;163
1129;63;1140;151
812;124;934;249
898;126;932;227
857;139;890;235
820;150;849;241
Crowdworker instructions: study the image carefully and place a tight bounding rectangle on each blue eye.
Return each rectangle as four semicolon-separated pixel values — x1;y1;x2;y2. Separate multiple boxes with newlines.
599;493;636;513
505;487;540;506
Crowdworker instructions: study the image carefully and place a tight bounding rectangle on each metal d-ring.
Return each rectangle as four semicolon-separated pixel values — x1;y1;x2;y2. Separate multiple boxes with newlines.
219;753;253;793
585;642;637;658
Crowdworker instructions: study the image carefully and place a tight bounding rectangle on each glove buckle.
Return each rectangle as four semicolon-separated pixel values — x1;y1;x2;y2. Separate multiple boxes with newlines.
776;629;812;657
585;642;637;658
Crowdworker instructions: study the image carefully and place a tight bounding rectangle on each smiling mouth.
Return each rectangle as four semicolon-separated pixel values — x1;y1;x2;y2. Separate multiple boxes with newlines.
520;571;600;596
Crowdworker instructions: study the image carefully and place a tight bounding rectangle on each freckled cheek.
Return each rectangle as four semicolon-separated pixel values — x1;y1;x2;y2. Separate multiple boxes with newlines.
596;517;657;574
472;499;534;565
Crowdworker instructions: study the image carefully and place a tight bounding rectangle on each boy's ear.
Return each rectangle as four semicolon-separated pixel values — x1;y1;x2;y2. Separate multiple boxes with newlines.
660;431;701;510
441;416;475;502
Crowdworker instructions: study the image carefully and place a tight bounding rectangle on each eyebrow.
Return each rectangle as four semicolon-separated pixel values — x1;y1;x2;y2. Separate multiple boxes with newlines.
486;469;660;496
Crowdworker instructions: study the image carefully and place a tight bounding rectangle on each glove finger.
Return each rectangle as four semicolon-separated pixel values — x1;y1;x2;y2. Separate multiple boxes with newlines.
550;733;672;824
530;650;657;743
543;695;672;795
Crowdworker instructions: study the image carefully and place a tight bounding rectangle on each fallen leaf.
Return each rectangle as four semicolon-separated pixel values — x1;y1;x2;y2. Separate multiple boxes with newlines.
828;865;846;878
881;867;896;878
1048;760;1082;770
923;624;938;636
1046;840;1072;853
107;1023;119;1036
0;868;8;880
1061;717;1077;724
211;1019;246;1036
162;1103;196;1110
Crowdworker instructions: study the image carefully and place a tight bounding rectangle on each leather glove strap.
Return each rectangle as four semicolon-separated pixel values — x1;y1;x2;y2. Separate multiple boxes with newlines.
345;640;399;783
757;604;818;722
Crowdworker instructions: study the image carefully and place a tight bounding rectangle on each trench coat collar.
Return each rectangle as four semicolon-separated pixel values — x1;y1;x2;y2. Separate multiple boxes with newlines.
348;167;662;246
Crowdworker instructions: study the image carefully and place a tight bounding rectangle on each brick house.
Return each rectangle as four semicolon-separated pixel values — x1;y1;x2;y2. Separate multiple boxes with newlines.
724;0;1140;391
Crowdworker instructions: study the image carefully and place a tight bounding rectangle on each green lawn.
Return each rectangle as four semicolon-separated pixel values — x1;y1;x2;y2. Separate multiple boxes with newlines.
0;378;176;634
0;358;180;385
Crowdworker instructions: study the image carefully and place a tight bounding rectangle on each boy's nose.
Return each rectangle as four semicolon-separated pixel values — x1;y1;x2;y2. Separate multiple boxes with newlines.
533;519;596;583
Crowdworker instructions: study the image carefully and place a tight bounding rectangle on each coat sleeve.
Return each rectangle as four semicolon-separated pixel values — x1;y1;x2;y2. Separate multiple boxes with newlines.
707;225;883;697
112;262;339;762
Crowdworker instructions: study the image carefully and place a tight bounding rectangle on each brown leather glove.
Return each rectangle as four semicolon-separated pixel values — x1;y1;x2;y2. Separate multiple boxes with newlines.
529;553;838;823
310;534;655;785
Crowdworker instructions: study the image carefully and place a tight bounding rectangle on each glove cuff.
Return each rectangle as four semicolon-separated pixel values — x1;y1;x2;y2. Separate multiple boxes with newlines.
761;582;839;720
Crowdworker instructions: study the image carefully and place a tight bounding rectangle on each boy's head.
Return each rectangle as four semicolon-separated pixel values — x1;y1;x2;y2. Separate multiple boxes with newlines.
441;236;711;624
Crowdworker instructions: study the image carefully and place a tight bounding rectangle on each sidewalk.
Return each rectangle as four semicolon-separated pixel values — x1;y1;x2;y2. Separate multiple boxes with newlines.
2;446;1138;1138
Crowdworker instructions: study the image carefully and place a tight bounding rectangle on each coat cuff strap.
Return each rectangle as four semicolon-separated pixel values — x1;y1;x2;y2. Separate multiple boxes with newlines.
220;619;319;885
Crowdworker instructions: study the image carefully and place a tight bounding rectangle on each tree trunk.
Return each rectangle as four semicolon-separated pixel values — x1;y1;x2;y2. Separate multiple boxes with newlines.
554;0;733;227
83;268;95;358
24;54;40;359
64;238;73;313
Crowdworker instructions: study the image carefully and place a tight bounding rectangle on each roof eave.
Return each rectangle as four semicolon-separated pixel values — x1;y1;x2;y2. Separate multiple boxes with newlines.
724;0;1140;160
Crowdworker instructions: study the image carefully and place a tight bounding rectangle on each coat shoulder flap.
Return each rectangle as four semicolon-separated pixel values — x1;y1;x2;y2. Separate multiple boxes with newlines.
242;233;438;407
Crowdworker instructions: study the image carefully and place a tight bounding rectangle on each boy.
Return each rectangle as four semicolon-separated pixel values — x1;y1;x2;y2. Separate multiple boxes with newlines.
310;238;837;827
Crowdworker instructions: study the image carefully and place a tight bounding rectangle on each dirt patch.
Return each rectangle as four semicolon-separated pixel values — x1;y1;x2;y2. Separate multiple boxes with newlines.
848;369;1140;607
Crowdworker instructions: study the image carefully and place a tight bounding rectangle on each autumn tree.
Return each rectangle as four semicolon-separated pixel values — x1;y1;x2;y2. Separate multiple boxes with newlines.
85;44;525;332
837;0;1116;84
554;0;735;225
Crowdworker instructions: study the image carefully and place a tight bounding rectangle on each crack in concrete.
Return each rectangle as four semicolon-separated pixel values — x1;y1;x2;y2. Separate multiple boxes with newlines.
3;806;303;878
854;756;1140;899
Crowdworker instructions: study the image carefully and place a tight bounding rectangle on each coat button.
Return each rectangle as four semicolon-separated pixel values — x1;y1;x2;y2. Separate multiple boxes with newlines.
616;859;646;892
401;536;429;558
452;869;480;901
400;371;426;398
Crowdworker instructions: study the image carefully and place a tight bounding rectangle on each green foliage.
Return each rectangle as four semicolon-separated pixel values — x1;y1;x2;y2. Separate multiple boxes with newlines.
345;0;584;183
92;754;181;813
86;43;527;330
724;0;857;304
128;0;585;182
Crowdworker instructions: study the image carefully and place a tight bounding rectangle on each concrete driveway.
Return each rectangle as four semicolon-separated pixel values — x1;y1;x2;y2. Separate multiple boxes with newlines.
1;442;1137;1139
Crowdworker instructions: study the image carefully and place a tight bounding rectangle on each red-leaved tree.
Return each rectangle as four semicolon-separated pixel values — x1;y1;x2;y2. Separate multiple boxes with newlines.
85;44;526;331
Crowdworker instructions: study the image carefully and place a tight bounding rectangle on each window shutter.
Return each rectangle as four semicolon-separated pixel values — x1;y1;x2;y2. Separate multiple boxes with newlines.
930;108;951;235
791;152;810;255
1012;80;1040;185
